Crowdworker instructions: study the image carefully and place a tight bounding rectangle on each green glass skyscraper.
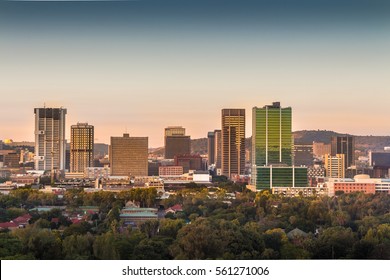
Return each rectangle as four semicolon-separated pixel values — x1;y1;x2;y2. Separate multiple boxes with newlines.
252;102;292;167
251;102;306;190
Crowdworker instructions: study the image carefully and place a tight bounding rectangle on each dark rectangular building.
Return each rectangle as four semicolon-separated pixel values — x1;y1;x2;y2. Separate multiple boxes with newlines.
174;154;203;173
331;136;355;169
369;151;390;178
294;144;314;166
165;136;191;159
207;132;215;165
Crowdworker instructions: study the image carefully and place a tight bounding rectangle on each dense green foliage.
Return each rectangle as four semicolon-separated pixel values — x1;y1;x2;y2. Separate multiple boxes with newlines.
1;186;390;259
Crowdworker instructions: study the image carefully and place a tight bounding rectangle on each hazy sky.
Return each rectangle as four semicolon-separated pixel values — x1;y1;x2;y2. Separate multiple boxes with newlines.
1;0;389;147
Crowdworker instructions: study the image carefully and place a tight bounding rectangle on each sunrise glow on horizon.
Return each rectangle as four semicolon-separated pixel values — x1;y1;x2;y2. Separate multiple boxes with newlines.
1;0;389;147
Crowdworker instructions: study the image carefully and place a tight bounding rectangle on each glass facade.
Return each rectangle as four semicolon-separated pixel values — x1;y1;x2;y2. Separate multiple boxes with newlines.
252;103;292;167
251;102;307;190
255;166;308;190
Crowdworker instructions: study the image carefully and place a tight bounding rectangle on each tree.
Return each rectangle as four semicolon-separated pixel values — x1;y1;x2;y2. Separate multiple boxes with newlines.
159;219;185;239
0;232;23;258
311;226;356;259
139;220;159;238
114;230;146;259
263;228;288;256
93;232;120;260
63;221;92;237
133;237;171;260
170;218;223;259
13;226;62;259
63;233;94;259
5;207;27;221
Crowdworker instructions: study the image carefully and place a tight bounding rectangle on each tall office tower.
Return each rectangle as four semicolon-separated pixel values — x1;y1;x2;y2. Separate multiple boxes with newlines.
0;140;3;150
251;102;306;190
331;136;355;169
214;129;222;169
34;107;67;171
110;133;148;177
252;102;292;167
70;123;94;173
207;132;215;165
109;133;148;177
164;126;190;159
324;154;345;178
221;109;245;178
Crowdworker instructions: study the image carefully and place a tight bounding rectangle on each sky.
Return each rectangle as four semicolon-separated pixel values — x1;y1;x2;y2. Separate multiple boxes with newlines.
0;0;389;147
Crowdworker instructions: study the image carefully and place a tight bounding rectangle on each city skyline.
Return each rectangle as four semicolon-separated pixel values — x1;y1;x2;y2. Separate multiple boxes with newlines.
1;0;390;147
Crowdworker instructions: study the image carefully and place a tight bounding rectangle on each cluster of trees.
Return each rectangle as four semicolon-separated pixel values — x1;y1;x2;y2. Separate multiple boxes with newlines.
1;186;390;259
0;187;157;211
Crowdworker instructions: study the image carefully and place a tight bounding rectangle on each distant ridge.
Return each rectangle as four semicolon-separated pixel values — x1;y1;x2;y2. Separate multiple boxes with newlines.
293;130;390;151
293;130;344;144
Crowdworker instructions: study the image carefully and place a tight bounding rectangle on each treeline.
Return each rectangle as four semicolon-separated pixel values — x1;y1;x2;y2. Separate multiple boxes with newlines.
1;186;390;259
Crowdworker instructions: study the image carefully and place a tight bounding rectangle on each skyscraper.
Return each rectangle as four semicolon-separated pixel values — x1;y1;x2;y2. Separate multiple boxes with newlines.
221;109;245;178
209;129;222;168
110;133;148;177
207;131;215;165
164;126;190;159
34;107;67;171
252;102;292;167
214;129;222;169
251;102;306;190
70;123;94;173
331;136;355;169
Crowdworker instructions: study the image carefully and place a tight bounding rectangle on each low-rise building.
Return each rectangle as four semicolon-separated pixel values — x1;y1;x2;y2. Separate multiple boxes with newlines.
326;174;390;196
85;167;110;179
119;206;158;227
272;186;328;197
10;174;39;185
0;214;32;231
159;166;183;177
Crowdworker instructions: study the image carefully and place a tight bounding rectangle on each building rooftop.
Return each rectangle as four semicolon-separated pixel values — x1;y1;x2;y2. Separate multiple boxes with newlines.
120;212;158;218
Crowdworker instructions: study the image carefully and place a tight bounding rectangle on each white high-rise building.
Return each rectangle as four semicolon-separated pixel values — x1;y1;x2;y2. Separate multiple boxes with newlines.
34;107;67;171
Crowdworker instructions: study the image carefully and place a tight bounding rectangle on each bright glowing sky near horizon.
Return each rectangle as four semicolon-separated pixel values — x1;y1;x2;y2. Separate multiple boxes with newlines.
0;0;389;147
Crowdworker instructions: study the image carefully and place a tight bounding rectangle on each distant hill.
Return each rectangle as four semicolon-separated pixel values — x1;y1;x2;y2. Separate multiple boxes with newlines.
64;143;109;158
293;130;390;152
191;138;207;154
94;143;109;157
148;138;208;157
293;130;344;144
149;147;164;157
355;136;390;152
